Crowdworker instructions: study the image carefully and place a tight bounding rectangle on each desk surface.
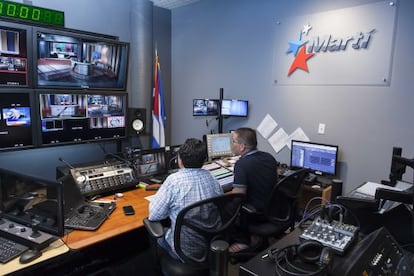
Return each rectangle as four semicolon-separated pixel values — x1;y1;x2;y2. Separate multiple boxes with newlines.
64;187;156;250
1;239;69;275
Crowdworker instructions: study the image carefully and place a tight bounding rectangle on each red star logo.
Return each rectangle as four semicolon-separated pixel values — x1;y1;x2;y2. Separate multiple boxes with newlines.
287;46;315;76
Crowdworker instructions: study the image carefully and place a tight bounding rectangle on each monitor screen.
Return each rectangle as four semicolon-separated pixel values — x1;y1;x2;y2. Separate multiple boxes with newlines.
0;21;32;87
134;147;168;177
0;91;35;151
206;133;233;161
38;91;127;145
221;99;248;117
165;144;181;171
193;99;219;116
34;27;129;90
290;140;339;176
0;167;64;237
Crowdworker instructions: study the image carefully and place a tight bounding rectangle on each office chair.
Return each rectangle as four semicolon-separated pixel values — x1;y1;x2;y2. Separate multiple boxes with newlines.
231;168;309;261
143;193;245;276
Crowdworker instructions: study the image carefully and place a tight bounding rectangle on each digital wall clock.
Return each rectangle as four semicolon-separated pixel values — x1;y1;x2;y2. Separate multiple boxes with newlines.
0;0;64;27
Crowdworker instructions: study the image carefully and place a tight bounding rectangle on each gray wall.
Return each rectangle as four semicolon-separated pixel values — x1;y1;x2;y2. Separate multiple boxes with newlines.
170;0;414;193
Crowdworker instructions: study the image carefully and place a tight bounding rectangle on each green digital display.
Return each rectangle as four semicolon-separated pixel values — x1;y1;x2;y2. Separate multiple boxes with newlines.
0;0;64;27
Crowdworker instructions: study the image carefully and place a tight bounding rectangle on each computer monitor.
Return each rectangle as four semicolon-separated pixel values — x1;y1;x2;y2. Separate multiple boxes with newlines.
165;144;181;171
34;26;129;90
290;140;339;176
38;91;127;146
192;99;219;116
0;90;36;151
221;99;248;117
206;133;233;161
0;21;32;87
0;167;65;237
134;147;168;177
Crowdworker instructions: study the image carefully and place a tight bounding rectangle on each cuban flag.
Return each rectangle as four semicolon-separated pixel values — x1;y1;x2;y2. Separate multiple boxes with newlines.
151;50;166;148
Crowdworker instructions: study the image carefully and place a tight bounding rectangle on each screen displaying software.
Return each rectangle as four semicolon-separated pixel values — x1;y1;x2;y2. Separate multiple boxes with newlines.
290;140;338;176
206;133;233;160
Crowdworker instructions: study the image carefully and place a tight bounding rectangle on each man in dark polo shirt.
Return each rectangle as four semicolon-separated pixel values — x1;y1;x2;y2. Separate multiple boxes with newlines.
230;127;279;252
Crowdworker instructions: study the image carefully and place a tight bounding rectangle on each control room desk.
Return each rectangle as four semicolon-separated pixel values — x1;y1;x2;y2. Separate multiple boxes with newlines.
2;188;155;275
64;187;156;250
299;184;332;212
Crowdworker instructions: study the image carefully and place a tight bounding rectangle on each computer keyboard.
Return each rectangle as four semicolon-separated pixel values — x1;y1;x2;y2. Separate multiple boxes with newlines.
65;202;116;231
0;236;28;263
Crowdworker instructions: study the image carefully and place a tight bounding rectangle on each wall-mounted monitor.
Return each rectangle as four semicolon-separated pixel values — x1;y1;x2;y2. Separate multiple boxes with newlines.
0;21;32;87
206;133;233;161
193;99;219;116
221;99;248;117
34;27;129;90
290;140;339;176
38;91;127;146
0;90;35;151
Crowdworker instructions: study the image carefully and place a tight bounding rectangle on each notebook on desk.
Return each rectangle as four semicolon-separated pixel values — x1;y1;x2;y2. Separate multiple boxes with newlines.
60;175;116;231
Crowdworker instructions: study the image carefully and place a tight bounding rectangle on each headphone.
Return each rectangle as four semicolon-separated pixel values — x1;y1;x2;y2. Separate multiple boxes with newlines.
269;240;334;276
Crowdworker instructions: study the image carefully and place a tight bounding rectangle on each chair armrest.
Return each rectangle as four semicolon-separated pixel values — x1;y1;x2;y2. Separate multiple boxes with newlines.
143;217;165;239
241;203;257;214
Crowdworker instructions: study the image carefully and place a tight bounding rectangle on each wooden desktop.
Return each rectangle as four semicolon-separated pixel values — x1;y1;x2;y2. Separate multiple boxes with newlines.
64;187;156;250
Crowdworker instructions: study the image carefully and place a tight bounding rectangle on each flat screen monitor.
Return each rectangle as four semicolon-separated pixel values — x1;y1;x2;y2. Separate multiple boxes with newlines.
206;133;233;161
0;167;65;237
221;99;248;117
0;21;32;87
0;90;35;151
193;99;219;116
165;144;182;171
38;91;127;146
34;27;129;90
134;147;168;177
290;140;339;176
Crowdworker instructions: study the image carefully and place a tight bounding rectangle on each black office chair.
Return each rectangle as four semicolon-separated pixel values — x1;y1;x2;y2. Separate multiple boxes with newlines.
231;168;309;261
143;193;245;276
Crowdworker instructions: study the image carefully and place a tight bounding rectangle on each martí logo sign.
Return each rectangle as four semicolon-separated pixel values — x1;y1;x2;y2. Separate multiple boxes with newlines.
286;23;375;76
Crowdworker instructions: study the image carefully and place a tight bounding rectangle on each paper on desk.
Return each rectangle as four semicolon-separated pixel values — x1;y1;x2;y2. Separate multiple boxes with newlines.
145;194;156;202
355;181;403;197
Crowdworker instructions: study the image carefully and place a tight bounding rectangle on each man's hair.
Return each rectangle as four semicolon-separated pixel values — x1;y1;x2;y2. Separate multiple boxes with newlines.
178;138;207;168
234;127;257;150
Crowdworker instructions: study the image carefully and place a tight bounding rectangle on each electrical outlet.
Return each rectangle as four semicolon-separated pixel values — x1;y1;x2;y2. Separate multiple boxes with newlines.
318;123;326;134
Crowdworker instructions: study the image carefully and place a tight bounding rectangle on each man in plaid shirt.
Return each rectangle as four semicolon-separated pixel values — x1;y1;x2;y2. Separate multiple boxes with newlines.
148;138;223;261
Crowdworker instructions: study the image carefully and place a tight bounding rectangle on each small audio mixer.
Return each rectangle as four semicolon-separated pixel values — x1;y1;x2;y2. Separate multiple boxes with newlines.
300;217;359;255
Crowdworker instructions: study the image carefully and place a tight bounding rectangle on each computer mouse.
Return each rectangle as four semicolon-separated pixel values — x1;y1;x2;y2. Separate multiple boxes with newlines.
19;249;42;264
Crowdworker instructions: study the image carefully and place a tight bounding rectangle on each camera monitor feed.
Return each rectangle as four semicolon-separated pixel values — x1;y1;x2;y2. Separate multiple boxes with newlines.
193;99;219;116
0;92;34;150
39;93;127;145
221;99;248;117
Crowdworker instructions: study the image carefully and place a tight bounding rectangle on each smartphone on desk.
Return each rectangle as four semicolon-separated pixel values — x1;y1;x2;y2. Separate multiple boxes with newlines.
123;205;135;216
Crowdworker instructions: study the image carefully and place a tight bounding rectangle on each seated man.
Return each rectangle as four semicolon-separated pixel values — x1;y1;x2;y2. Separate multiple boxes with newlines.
148;138;224;261
230;127;279;252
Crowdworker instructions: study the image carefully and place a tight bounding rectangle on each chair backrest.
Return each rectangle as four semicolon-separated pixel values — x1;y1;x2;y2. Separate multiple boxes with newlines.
265;168;309;228
173;193;245;266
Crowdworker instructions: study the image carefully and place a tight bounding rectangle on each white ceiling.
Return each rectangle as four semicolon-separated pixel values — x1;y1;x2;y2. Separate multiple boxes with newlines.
150;0;200;10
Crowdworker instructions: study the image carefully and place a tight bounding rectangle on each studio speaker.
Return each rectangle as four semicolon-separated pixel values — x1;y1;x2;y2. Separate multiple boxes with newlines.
128;108;146;135
331;179;343;203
